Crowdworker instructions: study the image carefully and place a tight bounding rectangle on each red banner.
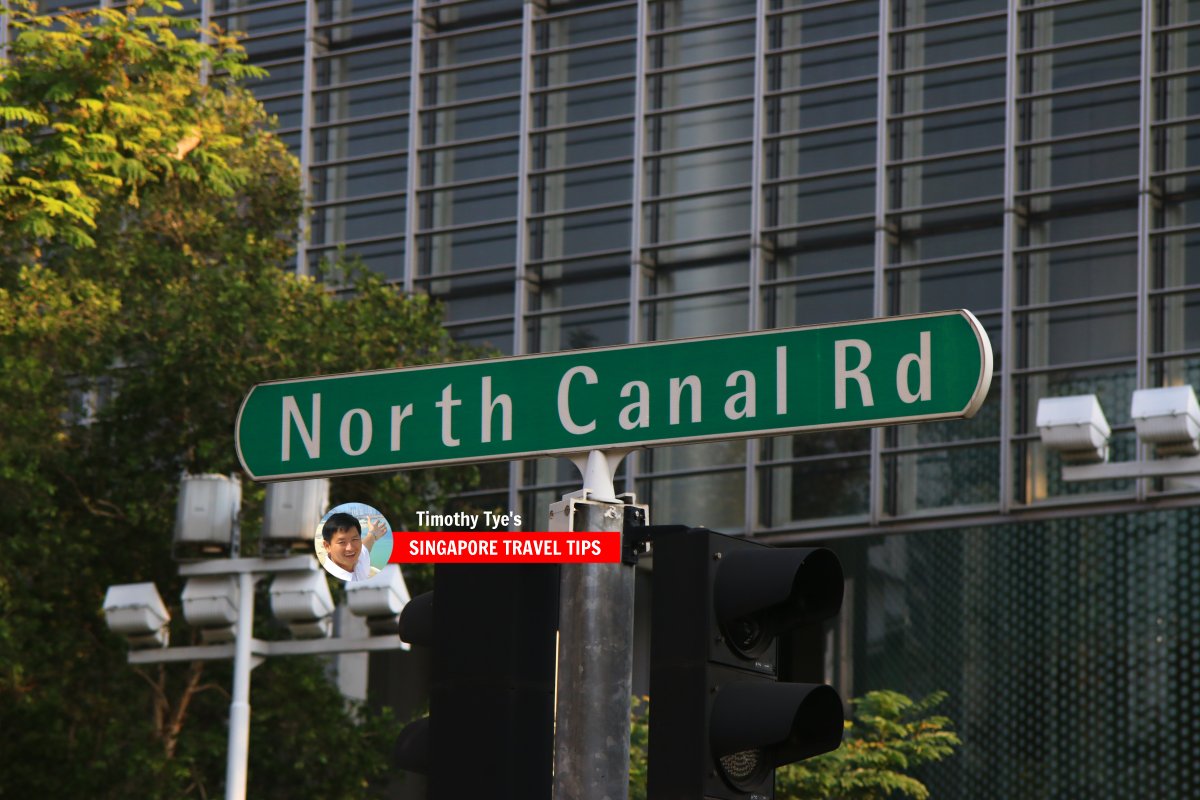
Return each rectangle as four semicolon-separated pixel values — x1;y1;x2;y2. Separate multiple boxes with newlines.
389;531;621;564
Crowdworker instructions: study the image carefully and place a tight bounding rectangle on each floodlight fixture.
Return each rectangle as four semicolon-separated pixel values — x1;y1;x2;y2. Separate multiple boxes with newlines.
1131;385;1200;456
181;575;240;644
103;582;171;649
346;565;412;639
262;479;330;556
1036;394;1111;464
269;570;335;639
174;473;242;561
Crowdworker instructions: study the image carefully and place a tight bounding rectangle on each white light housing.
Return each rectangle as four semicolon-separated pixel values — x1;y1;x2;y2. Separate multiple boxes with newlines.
1036;395;1111;464
174;474;241;560
103;582;171;649
1131;386;1200;456
346;565;411;638
181;576;239;644
269;570;335;639
263;479;330;556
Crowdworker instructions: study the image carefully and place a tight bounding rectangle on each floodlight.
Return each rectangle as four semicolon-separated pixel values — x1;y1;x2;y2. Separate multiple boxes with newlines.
346;565;412;638
1131;386;1200;456
174;474;242;561
181;576;240;644
262;479;330;556
103;582;171;649
269;570;335;639
1036;394;1111;464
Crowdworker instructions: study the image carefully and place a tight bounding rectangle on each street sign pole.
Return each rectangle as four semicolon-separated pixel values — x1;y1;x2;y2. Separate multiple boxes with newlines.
549;451;648;800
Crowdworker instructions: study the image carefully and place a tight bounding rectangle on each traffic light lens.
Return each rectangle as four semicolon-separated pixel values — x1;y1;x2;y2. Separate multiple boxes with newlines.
729;617;762;656
718;747;768;789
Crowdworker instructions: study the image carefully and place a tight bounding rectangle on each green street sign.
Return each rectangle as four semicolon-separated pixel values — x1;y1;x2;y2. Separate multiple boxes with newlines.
236;309;992;481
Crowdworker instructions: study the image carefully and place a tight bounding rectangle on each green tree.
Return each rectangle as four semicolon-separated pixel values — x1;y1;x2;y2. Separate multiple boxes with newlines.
628;691;961;800
0;3;474;797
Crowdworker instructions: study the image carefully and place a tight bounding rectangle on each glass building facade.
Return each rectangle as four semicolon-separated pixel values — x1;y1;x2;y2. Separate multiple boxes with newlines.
23;0;1200;795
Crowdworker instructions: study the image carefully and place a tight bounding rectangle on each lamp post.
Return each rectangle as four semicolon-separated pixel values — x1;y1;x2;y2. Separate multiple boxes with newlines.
103;476;408;800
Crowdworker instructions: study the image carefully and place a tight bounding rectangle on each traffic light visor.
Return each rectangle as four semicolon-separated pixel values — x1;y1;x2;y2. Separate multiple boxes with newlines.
709;681;844;789
714;547;843;659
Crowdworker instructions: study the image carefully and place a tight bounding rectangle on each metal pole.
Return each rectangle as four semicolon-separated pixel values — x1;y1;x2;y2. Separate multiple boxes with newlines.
553;499;634;800
225;571;255;800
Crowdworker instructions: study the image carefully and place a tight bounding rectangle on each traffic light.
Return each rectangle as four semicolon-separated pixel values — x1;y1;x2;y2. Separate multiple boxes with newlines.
395;564;558;799
647;526;845;799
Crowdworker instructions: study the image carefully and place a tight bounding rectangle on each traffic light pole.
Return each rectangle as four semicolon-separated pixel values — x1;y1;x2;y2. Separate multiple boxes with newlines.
549;450;647;800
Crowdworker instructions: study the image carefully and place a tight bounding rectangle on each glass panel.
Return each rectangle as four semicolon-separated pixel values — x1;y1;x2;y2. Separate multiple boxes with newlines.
425;61;522;104
884;444;999;514
893;58;1005;114
312;195;405;243
772;36;877;90
529;259;630;310
759;457;870;525
311;156;406;203
1151;290;1200;352
1154;120;1200;174
427;97;521;143
425;26;522;68
1016;239;1138;305
891;104;1005;159
1020;131;1139;191
641;290;751;340
1022;81;1139;140
769;170;876;225
527;305;630;353
534;79;637;125
771;80;877;132
654;19;755;65
1151;229;1200;289
650;0;755;30
639;471;747;531
771;123;876;178
538;4;637;47
644;251;750;295
420;269;515;324
887;258;1004;314
532;163;634;214
418;222;517;273
422;138;519;184
765;223;876;278
892;151;1005;208
894;16;1006;68
1015;300;1138;368
775;0;877;45
893;0;1006;25
652;100;753;149
313;117;408;161
421;179;518;228
644;190;753;244
535;40;637;88
316;46;411;84
649;60;756;108
647;144;752;196
531;120;635;168
1021;38;1141;92
764;273;875;327
529;207;632;260
1026;0;1141;47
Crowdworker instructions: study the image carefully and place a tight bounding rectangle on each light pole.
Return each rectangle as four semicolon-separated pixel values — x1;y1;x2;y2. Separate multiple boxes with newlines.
103;476;410;800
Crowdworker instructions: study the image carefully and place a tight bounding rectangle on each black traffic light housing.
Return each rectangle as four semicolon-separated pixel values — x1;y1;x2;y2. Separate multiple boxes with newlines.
647;526;844;799
395;564;559;799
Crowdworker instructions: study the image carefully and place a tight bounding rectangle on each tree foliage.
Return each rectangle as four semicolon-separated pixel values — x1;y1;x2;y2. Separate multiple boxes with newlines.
628;691;961;800
0;3;475;797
